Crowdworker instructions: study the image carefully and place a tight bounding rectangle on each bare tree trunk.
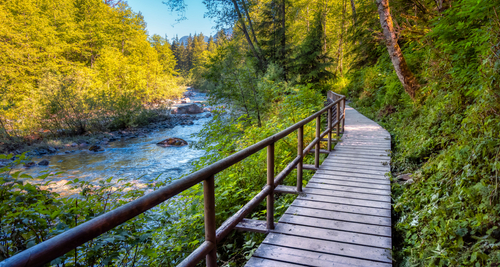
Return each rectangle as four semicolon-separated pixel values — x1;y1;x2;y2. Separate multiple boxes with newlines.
241;0;263;56
376;0;419;100
337;0;346;76
350;0;357;25
281;0;286;80
231;0;265;69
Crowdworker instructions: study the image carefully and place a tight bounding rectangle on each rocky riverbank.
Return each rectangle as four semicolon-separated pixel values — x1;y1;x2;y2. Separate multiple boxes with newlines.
0;89;213;161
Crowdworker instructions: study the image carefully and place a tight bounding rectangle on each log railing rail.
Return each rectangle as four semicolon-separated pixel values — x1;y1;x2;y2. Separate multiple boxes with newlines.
1;91;346;267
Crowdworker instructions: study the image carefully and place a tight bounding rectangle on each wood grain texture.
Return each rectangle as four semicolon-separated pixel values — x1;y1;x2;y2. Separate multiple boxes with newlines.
246;105;392;267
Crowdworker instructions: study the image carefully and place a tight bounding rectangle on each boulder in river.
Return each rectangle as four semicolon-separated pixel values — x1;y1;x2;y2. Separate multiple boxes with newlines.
89;145;102;152
176;104;203;114
157;138;188;147
38;159;49;166
24;161;36;168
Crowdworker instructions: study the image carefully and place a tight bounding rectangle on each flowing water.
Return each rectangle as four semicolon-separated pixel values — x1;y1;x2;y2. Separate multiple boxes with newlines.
17;91;210;196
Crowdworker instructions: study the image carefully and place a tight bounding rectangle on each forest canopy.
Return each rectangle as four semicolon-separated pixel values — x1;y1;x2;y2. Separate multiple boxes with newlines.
0;0;180;142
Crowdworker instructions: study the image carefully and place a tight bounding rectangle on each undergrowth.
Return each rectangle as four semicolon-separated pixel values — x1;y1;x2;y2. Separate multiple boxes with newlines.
343;0;500;265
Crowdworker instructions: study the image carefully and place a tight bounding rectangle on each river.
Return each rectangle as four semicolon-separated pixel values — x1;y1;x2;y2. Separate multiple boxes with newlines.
17;90;210;196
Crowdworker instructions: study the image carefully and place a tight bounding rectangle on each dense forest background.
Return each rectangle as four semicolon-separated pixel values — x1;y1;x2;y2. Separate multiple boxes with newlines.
1;0;500;265
0;0;180;147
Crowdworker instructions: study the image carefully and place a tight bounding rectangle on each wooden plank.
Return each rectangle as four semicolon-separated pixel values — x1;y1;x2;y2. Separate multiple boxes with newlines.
235;218;273;234
306;182;391;196
262;234;392;263
291;199;391;217
336;143;390;148
285;206;391;226
247;104;393;266
246;257;305;267
312;174;391;185
315;169;390;180
334;146;390;152
302;187;391;202
321;161;391;170
310;177;391;190
272;223;392;248
328;153;391;161
279;214;391;237
251;244;391;267
297;194;391;209
323;157;391;165
333;150;392;158
327;155;391;164
319;163;390;172
318;165;389;176
322;159;391;168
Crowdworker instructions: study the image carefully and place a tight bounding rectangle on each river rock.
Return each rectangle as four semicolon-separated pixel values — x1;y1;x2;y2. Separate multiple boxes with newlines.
36;148;48;155
157;138;188;147
71;142;78;147
38;159;49;166
47;147;57;153
89;145;101;152
176;104;203;114
24;161;36;168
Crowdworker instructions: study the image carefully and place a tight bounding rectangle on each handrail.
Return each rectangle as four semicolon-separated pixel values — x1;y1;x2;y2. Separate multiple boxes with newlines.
1;91;346;267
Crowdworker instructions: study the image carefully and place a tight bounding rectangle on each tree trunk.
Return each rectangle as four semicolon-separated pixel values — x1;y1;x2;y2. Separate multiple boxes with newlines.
281;0;286;80
241;0;262;56
376;0;419;100
337;0;346;76
350;0;357;25
231;0;265;69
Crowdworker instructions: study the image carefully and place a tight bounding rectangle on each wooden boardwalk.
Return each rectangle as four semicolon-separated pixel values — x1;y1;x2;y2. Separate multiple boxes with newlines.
246;105;392;267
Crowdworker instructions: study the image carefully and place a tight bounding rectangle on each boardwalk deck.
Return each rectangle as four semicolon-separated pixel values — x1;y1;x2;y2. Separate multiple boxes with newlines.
246;105;392;267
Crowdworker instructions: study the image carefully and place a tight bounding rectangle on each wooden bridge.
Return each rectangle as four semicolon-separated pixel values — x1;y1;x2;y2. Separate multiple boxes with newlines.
3;92;392;267
246;105;392;266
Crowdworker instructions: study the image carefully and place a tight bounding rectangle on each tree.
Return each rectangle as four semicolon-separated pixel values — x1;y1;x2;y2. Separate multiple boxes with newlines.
376;0;420;100
292;11;333;86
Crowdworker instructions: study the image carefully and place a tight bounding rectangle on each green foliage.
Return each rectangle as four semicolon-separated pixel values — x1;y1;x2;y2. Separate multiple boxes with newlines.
291;10;334;89
0;153;163;265
345;0;500;265
0;0;182;140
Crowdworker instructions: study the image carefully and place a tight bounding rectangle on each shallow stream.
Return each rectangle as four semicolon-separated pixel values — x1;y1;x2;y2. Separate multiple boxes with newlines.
17;91;210;196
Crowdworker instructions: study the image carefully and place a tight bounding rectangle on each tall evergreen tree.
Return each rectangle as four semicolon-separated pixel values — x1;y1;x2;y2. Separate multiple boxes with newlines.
291;11;333;86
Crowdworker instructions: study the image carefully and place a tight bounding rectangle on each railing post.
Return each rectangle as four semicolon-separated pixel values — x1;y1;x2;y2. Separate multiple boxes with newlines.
267;143;275;230
315;116;320;168
342;98;346;133
336;101;340;140
204;175;217;267
327;107;332;151
297;126;303;192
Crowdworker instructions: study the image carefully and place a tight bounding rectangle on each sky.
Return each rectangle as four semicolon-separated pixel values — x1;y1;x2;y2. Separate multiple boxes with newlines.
126;0;217;40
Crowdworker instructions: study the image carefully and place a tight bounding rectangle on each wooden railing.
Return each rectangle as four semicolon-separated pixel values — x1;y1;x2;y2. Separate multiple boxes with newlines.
1;92;346;267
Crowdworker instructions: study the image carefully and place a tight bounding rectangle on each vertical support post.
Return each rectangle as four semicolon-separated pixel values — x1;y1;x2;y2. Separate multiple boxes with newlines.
297;126;303;192
327;107;332;151
267;143;275;230
342;98;346;133
336;101;340;140
315;116;320;168
204;175;217;267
